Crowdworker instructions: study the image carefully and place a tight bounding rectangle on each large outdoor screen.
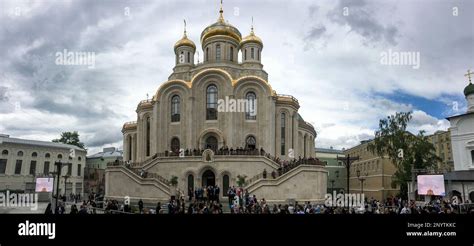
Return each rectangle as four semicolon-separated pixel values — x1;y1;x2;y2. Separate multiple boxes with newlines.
417;175;445;196
35;178;54;192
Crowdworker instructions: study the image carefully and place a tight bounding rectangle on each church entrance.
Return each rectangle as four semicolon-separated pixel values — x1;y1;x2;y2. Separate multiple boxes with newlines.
202;170;215;187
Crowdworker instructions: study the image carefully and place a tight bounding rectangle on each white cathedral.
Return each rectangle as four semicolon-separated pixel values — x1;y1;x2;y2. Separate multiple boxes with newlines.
105;4;327;204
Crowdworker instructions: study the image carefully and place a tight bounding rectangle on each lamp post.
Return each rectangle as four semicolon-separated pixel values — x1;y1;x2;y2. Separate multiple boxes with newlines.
356;169;368;194
53;161;63;209
337;154;359;194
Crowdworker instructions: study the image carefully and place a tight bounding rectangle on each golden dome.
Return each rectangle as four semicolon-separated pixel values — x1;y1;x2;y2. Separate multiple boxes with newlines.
241;28;263;47
174;33;196;51
200;5;242;45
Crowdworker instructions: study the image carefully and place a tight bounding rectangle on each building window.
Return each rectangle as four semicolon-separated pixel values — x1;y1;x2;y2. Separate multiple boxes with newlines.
206;47;209;61
187;174;194;193
257;48;260;60
281;113;286;155
1;150;7;156
171;95;180;122
245;92;257;120
223;174;229;196
244;49;247;60
128;135;132;161
78;164;81;176
32;152;37;158
57;154;62;159
216;44;221;60
17;151;23;157
29;161;36;175
251;48;254;59
245;136;256;150
0;159;7;174
206;84;218;120
78;156;82;161
45;153;50;158
471;150;474;164
304;135;307;158
187;51;191;63
14;160;22;174
205;136;218;152
171;138;180;154
43;161;50;175
230;47;234;61
146;116;151;157
67;163;72;176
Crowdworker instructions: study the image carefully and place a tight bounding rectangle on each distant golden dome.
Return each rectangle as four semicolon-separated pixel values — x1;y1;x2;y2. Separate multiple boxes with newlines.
200;6;242;45
241;28;263;47
174;33;196;51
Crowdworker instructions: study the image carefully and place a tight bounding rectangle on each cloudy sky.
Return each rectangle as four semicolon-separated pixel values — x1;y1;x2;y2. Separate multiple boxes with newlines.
0;0;473;154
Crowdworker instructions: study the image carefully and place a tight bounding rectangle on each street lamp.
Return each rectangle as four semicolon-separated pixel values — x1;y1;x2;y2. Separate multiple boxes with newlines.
356;169;368;194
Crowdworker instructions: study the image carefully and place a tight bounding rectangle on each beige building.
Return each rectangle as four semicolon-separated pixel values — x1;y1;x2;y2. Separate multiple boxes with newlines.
427;130;454;172
105;3;327;204
343;140;399;201
0;134;86;198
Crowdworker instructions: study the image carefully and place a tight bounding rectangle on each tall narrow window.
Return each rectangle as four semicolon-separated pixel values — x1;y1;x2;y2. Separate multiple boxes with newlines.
0;159;7;174
206;85;218;120
216;44;221;60
281;113;286;155
146;117;151;156
171;95;180;122
78;164;81;176
171;138;180;154
230;47;234;61
292;114;295;148
223;175;229;196
251;48;254;59
206;47;209;61
244;49;247;60
303;135;307;158
245;92;257;120
187;52;191;63
29;161;36;175
43;161;50;175
257;48;260;60
188;174;194;192
15;160;22;174
471;150;474;164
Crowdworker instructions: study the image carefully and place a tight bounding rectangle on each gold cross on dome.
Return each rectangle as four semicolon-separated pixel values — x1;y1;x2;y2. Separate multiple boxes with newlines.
465;69;473;83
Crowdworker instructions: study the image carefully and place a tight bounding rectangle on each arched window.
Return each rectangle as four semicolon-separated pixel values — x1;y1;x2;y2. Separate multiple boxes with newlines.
32;152;37;158
187;52;191;63
280;113;286;155
251;47;254;59
230;47;234;61
1;150;8;156
222;175;229;197
45;153;50;158
171;138;180;154
57;154;62;159
216;44;221;60
179;51;184;63
245;136;256;150
171;95;180;122
146;116;151;156
205;136;218;152
17;151;24;157
206;85;218;120
206;47;209;62
187;174;194;193
244;49;247;60
245;92;257;120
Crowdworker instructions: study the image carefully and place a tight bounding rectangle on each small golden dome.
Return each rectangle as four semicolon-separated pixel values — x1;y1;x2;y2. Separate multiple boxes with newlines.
174;33;196;51
200;4;242;44
241;28;263;47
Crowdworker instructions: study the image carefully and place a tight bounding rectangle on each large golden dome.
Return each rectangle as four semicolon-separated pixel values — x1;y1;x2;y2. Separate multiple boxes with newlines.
200;6;242;45
240;27;263;47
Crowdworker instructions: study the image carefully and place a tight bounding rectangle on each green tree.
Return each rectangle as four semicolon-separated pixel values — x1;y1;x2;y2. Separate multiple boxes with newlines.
52;131;85;149
170;176;178;186
236;175;247;187
368;112;440;200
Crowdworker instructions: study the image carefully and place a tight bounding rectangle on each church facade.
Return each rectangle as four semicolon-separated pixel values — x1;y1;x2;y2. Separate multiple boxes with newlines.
105;5;327;204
